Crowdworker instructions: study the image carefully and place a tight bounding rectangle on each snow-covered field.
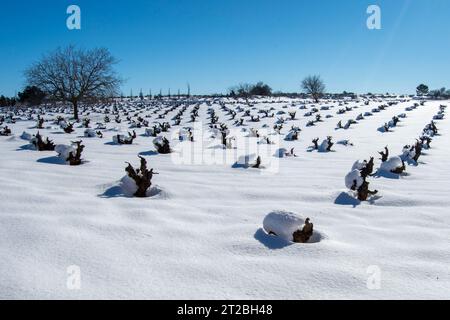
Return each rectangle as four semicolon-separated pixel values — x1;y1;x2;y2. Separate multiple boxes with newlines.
1;97;449;299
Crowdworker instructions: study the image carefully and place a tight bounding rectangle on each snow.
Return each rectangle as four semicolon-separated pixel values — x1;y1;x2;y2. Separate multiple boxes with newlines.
262;211;305;242
379;156;404;173
402;145;416;161
112;133;132;144
1;98;450;299
233;154;259;169
60;121;71;129
84;129;96;138
318;138;332;152
351;160;367;171
55;144;75;161
285;130;298;141
274;148;290;158
178;128;192;142
20;131;32;141
152;136;165;146
144;128;154;137
345;169;363;189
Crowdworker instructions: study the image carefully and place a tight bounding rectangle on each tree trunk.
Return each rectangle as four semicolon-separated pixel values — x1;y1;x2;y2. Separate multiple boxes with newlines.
72;100;79;120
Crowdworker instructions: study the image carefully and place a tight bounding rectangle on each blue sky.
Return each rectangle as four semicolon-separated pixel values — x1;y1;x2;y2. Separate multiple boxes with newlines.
0;0;449;96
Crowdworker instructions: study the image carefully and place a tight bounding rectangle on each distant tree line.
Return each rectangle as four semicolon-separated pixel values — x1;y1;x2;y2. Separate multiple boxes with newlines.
0;86;47;107
429;87;450;99
227;76;326;101
228;82;273;97
18;86;47;105
0;95;17;107
416;84;450;99
7;57;450;110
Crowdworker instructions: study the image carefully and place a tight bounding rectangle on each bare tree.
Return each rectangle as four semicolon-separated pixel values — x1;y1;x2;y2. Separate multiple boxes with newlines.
25;46;123;120
301;75;325;103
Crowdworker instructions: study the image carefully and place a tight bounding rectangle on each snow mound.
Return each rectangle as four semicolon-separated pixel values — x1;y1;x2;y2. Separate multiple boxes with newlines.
318;139;332;152
402;146;416;160
285;130;298;141
274;148;296;158
152;136;165;146
113;133;135;144
84;129;96;138
55;144;76;161
145;128;154;137
119;175;140;196
263;211;304;242
232;154;263;169
263;211;319;243
380;156;403;172
274;148;288;158
119;175;167;198
112;135;124;144
178;128;192;142
345;169;363;189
